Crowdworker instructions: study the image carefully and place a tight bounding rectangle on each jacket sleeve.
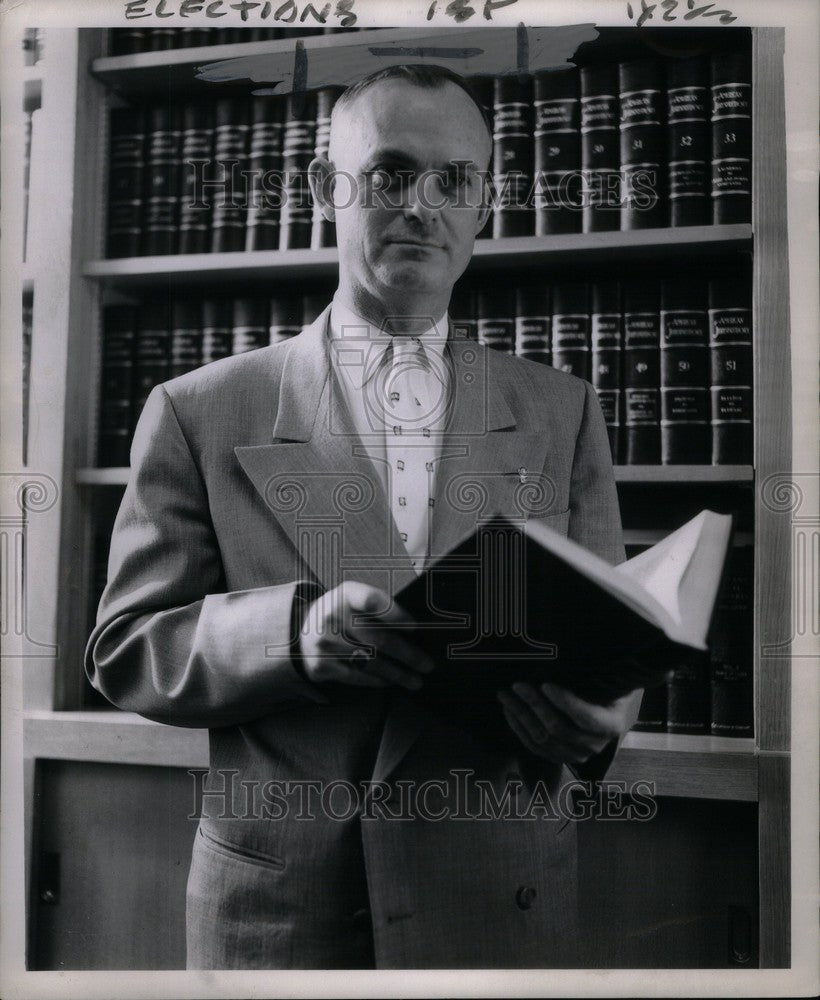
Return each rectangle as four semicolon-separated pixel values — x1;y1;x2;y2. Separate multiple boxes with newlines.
84;384;328;729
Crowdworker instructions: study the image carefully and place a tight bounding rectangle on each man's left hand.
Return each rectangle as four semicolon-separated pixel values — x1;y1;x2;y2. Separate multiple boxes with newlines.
497;681;644;765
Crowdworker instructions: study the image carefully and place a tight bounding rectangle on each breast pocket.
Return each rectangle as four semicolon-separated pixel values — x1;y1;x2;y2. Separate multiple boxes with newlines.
532;508;570;536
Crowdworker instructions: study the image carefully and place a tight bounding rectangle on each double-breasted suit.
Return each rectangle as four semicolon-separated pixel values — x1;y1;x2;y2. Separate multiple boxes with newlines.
85;304;625;968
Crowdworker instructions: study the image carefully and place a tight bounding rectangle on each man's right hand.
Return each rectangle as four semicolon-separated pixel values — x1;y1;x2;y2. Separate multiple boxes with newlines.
298;582;434;690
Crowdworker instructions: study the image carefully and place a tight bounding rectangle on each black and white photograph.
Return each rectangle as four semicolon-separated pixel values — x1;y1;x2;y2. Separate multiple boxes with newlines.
0;0;817;996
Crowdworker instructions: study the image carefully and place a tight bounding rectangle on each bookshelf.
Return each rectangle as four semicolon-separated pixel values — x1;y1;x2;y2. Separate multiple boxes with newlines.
17;24;791;970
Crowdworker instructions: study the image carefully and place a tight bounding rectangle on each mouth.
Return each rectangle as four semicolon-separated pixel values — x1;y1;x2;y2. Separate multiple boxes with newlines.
386;239;444;250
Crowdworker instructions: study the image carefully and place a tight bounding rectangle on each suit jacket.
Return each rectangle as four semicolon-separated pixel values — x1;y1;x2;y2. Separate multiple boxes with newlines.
85;305;625;969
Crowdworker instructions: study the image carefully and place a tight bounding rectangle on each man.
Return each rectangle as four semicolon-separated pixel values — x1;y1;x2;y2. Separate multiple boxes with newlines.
86;65;642;969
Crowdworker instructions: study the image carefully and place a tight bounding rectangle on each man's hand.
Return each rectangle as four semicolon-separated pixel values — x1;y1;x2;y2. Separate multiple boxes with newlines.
299;582;433;690
497;681;644;765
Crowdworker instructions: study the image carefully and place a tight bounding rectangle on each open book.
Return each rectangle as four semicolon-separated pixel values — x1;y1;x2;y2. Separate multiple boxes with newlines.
394;510;733;738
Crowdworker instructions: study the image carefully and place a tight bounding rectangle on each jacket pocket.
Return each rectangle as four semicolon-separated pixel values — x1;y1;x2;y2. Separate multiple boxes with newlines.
198;826;286;872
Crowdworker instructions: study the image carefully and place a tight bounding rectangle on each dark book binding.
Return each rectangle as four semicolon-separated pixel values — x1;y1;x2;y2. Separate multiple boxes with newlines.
632;684;668;733
133;300;171;427
109;28;147;56
623;281;661;464
107;107;145;259
99;304;137;467
210;97;250;254
142;104;181;256
269;296;303;344
233;297;270;354
579;63;620;233
477;289;515;354
178;102;213;255
170;298;203;379
591;281;622;463
533;67;581;235
666;55;710;227
551;282;590;380
202;297;234;364
246;95;285;252
709;274;753;464
514;283;551;364
492;76;534;238
660;276;709;464
709;544;753;737
280;93;316;250
710;51;752;224
449;285;477;343
667;652;710;734
619;59;666;230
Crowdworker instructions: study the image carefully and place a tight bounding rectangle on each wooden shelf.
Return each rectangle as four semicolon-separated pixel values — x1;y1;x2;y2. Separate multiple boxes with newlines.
76;465;754;487
23;710;762;801
83;226;751;288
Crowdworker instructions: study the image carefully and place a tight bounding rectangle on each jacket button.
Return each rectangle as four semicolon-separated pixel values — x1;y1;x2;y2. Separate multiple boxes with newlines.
516;885;537;910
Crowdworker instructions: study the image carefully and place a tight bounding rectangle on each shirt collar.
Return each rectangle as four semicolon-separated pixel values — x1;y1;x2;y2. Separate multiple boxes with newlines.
328;293;449;390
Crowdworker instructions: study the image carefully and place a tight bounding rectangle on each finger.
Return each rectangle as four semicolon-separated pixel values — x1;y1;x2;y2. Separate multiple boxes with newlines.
344;584;414;626
503;687;601;763
347;626;434;674
498;695;565;764
537;682;619;740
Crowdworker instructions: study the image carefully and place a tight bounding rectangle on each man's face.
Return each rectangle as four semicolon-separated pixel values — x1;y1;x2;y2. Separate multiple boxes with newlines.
327;79;492;308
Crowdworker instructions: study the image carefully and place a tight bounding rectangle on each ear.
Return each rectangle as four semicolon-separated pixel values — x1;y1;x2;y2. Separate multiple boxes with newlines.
474;172;492;236
307;155;336;222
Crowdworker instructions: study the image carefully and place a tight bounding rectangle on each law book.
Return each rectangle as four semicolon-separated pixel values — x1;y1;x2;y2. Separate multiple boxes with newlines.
666;652;710;734
269;295;303;344
142;104;181;256
99;304;137;468
232;297;270;354
710;50;752;225
107;106;145;259
533;66;581;235
514;283;551;364
147;28;176;51
666;54;710;227
709;544;753;737
178;102;213;255
170;298;203;379
311;87;343;249
623;281;661;464
590;281;622;463
618;59;666;230
211;97;250;254
477;289;514;354
109;28;147;56
709;273;753;464
449;284;477;342
551;282;590;380
280;93;316;250
180;27;213;47
133;300;171;428
632;684;668;734
201;297;234;364
492;75;534;238
392;510;733;747
244;95;285;252
660;276;709;464
579;63;620;233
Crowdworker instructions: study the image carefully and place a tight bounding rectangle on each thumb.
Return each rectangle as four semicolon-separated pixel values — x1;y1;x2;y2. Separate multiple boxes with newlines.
344;582;384;614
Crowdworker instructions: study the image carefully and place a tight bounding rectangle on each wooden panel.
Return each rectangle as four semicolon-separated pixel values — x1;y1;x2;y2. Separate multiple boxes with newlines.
578;796;759;967
758;754;790;967
30;761;198;970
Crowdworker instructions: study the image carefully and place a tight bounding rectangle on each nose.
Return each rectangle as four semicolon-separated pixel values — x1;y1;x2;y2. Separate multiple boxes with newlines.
402;173;439;227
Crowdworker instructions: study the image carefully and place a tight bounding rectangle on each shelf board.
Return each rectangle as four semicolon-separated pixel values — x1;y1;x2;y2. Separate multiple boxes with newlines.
83;226;752;288
24;711;762;800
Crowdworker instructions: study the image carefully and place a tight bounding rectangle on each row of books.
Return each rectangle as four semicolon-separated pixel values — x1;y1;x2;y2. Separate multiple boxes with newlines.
108;26;360;54
452;272;752;466
631;544;753;737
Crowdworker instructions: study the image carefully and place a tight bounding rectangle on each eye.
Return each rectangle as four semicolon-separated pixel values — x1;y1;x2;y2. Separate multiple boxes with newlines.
366;165;410;190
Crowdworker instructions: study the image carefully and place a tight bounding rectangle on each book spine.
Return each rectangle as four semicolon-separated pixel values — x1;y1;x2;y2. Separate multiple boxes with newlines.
551;282;590;380
133;302;171;427
619;59;665;230
666;652;710;734
180;27;213;47
710;545;754;737
202;297;234;364
666;55;710;227
246;96;284;252
233;297;270;354
709;274;753;464
179;102;213;255
269;295;303;344
211;98;250;254
477;290;515;353
632;683;667;733
591;281;622;462
147;28;177;51
710;51;752;225
99;305;136;467
449;285;477;342
170;298;203;379
660;277;709;464
579;64;620;233
311;87;342;249
280;94;316;250
533;67;581;235
142;105;181;256
107;107;145;259
109;28;147;56
492;76;534;238
623;282;661;464
514;284;551;364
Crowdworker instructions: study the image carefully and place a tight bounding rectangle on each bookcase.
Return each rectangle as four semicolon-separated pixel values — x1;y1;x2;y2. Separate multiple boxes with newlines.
14;23;791;970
